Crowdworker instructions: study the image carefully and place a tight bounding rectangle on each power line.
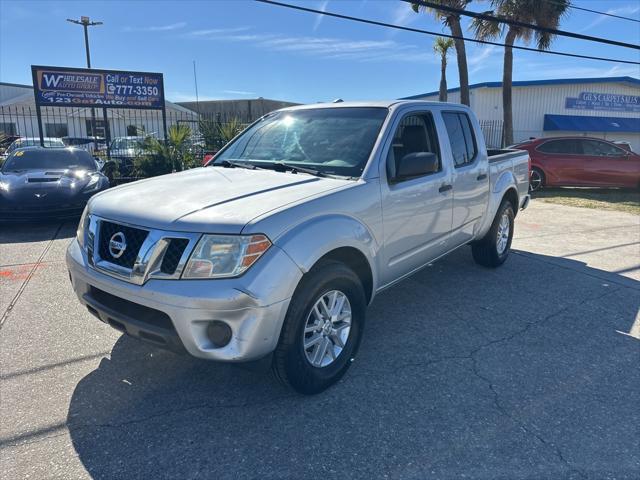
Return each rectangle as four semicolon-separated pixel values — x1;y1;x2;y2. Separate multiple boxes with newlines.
404;0;639;50
543;0;640;24
254;0;640;65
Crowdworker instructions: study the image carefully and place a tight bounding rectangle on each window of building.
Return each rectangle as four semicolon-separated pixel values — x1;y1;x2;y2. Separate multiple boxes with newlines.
127;125;145;136
45;123;68;138
386;113;441;181
442;112;477;167
85;119;108;138
0;122;17;136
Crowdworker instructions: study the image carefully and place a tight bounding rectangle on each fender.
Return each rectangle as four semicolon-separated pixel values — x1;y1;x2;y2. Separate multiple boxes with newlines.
273;214;380;291
476;170;519;239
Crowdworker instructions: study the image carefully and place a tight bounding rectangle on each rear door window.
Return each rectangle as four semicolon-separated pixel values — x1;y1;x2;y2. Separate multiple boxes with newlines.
537;139;579;155
442;112;477;167
580;140;626;157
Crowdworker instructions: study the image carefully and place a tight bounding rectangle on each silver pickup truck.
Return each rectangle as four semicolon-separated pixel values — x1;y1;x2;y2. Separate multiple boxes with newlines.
67;101;530;394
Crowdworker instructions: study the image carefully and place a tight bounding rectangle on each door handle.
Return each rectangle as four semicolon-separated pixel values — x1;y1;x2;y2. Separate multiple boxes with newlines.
439;184;453;193
477;173;487;181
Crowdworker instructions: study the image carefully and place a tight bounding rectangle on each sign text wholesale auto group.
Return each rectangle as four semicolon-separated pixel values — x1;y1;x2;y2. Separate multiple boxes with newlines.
31;65;165;109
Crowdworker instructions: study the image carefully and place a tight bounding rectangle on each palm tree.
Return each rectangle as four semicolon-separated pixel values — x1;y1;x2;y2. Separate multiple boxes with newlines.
433;37;455;101
412;0;472;106
471;0;571;145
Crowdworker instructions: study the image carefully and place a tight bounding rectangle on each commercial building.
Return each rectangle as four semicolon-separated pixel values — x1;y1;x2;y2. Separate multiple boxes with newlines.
176;98;298;123
403;76;640;151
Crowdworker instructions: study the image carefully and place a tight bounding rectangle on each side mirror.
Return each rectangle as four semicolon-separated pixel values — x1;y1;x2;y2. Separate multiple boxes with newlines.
396;152;439;179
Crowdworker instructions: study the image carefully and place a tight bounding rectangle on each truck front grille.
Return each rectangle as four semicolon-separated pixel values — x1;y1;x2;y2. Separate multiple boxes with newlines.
160;238;190;274
98;221;149;269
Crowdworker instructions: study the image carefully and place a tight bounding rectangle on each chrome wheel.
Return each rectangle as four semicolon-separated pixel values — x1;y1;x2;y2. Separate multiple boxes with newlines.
529;170;542;191
496;213;510;255
303;290;352;368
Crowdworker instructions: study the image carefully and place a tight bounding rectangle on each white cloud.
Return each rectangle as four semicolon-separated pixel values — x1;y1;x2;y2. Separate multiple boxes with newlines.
223;89;256;96
313;1;330;32
468;45;499;74
190;28;439;64
579;5;640;32
124;22;186;32
188;26;251;36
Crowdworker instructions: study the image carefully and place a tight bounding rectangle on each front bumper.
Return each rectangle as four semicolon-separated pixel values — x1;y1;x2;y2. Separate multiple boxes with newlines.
66;238;302;362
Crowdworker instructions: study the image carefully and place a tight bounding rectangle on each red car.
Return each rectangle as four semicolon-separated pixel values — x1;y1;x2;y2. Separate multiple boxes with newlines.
513;136;640;191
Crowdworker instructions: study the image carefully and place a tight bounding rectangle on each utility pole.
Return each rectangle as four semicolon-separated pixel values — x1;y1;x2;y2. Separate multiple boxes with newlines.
67;16;103;151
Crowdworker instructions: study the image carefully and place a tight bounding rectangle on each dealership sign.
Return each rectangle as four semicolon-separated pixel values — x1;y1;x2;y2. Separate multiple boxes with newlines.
31;65;165;109
565;91;640;113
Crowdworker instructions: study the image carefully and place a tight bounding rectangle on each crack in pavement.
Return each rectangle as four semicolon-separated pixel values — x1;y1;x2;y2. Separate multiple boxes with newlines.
0;223;63;330
353;287;620;478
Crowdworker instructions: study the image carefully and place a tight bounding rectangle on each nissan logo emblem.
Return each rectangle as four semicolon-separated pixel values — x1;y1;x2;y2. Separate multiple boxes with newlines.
108;232;127;259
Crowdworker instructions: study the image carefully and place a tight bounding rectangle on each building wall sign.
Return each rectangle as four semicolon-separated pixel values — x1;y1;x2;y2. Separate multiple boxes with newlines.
565;91;640;113
31;65;164;109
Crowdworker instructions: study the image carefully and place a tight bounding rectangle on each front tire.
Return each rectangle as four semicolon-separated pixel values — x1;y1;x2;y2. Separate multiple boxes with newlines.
471;200;515;268
272;260;366;394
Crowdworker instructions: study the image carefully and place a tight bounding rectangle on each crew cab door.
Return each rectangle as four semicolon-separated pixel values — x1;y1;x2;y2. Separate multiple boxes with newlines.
442;111;488;245
379;111;453;286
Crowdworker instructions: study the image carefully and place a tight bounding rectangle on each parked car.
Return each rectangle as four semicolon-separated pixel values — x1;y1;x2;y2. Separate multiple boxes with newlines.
66;101;530;394
613;141;634;153
6;137;65;155
0;147;109;221
513;136;640;191
62;136;107;153
108;136;150;175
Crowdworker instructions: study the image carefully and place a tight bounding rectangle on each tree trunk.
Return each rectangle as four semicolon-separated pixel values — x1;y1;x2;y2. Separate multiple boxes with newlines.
502;29;517;147
439;55;447;102
449;18;470;107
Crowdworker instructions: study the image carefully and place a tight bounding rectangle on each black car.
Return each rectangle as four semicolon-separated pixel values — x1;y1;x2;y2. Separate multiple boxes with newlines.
0;147;109;221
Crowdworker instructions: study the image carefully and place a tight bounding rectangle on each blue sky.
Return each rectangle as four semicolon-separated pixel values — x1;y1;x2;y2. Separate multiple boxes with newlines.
1;0;639;104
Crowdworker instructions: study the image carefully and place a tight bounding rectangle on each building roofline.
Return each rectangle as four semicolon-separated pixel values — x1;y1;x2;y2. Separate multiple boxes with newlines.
0;81;33;89
401;76;640;99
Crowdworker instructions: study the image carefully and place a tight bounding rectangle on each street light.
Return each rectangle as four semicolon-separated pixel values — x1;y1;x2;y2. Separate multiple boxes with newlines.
66;16;103;68
67;16;103;148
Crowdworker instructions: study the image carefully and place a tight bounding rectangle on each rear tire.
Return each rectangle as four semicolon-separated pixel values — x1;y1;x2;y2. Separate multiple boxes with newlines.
529;167;544;192
272;260;366;394
472;200;515;268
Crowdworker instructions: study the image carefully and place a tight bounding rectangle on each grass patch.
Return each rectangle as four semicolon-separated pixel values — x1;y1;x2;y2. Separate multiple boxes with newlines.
532;188;640;215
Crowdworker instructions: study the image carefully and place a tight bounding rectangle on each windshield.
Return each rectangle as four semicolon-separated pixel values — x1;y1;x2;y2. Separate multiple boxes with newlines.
2;149;97;172
214;107;388;177
110;138;144;150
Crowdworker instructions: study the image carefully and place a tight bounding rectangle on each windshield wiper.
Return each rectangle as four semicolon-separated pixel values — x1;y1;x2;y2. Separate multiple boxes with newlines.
273;162;326;177
215;159;265;170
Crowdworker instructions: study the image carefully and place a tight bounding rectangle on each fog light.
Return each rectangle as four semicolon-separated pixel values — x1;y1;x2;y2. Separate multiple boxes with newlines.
206;321;232;348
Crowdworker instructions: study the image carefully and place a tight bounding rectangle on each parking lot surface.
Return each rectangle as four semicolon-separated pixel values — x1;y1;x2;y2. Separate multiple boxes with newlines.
1;200;638;480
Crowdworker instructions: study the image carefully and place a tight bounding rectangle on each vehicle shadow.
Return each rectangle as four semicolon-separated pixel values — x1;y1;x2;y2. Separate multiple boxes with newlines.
66;248;640;479
0;219;77;244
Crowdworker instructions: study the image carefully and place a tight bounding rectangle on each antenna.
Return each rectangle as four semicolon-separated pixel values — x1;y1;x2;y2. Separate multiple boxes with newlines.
193;60;200;116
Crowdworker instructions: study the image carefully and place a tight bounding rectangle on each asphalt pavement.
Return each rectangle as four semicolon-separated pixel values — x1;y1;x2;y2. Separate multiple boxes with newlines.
1;200;638;480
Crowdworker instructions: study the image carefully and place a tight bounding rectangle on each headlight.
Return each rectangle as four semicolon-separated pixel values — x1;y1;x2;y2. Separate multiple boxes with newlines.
0;181;9;192
77;206;90;248
82;174;101;192
182;234;271;279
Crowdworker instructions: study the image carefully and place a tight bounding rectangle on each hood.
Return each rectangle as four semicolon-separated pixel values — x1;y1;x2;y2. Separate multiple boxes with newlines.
89;167;351;233
0;169;99;205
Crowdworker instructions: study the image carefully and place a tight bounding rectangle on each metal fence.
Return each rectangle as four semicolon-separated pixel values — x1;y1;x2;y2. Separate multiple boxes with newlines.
0;104;252;145
479;119;504;148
